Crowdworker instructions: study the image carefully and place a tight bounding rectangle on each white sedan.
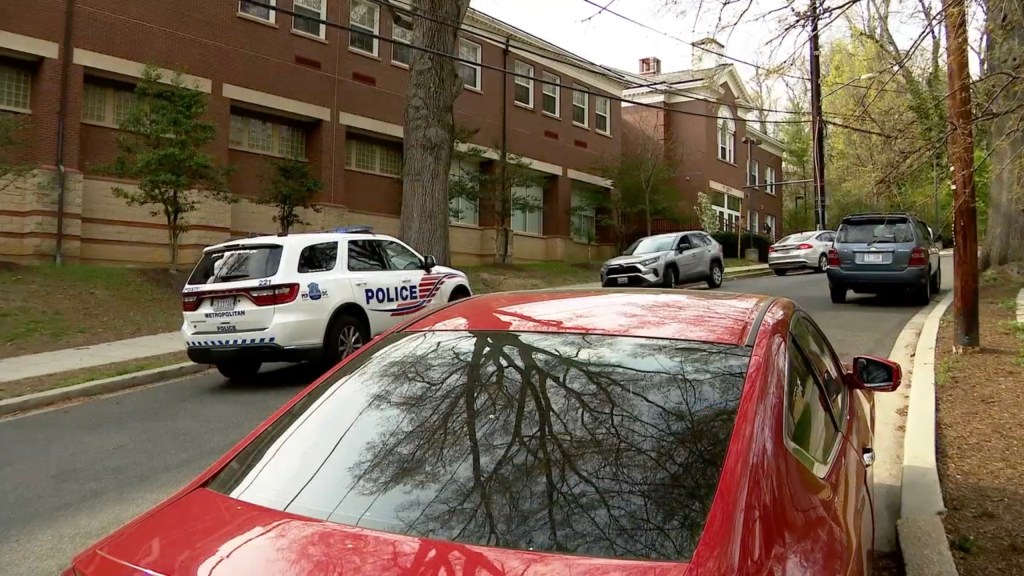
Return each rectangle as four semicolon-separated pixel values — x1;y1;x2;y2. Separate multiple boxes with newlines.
767;230;836;275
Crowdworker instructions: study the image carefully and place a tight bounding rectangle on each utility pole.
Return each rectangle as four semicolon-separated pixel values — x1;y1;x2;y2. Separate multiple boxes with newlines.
942;0;979;350
808;0;827;231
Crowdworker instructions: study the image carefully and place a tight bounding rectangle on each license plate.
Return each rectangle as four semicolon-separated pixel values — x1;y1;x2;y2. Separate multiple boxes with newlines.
863;253;885;263
212;296;235;311
617;277;628;285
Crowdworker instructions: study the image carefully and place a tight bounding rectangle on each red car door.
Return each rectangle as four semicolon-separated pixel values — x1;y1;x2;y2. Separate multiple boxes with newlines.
779;313;868;576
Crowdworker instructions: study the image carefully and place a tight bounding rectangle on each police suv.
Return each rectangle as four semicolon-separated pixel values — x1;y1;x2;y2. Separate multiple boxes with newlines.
181;227;473;379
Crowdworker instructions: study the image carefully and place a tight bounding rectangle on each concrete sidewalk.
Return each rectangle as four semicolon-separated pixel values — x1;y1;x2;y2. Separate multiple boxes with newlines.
0;332;183;384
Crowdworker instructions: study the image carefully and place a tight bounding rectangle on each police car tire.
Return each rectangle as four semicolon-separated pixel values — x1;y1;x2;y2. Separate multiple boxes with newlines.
324;314;369;365
216;361;262;381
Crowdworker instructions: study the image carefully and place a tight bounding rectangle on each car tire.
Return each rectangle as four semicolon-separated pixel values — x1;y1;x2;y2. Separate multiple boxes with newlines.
324;314;369;366
829;283;847;304
774;269;788;277
915;273;932;305
663;266;678;288
216;361;262;381
929;264;941;294
448;286;471;303
706;261;724;289
816;254;828;273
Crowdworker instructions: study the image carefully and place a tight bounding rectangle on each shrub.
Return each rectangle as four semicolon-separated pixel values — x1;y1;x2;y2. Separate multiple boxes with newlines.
712;231;773;262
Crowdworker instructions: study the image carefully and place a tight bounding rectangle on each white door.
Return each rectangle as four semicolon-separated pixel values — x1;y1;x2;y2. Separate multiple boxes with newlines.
346;239;416;335
291;240;342;348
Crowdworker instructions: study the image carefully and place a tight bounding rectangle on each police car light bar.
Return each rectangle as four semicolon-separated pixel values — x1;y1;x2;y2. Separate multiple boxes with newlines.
330;226;374;234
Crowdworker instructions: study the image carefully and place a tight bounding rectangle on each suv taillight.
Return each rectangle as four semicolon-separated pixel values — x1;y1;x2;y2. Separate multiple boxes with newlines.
182;293;201;312
827;248;840;267
247;284;300;306
908;247;928;267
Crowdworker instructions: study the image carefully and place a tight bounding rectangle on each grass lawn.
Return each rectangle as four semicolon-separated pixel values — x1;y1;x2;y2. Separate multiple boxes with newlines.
936;265;1024;575
0;263;184;359
463;262;601;293
0;352;188;401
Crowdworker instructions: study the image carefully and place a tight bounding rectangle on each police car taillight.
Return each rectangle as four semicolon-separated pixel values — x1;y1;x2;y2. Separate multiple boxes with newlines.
182;294;201;312
246;284;300;306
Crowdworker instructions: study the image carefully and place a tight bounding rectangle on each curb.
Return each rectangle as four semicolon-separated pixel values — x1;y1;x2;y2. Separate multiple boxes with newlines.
0;362;210;417
724;267;773;280
898;289;958;576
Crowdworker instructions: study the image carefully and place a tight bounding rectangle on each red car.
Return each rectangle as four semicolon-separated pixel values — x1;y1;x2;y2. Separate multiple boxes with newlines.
65;289;902;576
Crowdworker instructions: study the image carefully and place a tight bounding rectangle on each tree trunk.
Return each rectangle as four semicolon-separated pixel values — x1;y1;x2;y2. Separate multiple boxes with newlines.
981;0;1024;268
399;0;471;266
167;213;179;273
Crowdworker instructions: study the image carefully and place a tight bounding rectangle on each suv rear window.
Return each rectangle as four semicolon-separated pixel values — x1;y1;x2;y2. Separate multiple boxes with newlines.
836;218;915;244
206;330;751;561
187;245;284;285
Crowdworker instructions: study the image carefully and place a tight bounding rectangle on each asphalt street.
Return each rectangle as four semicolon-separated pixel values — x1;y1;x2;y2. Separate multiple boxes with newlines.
0;255;951;576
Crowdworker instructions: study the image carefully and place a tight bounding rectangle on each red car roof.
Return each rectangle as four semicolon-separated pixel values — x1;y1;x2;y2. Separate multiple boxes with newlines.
404;289;773;346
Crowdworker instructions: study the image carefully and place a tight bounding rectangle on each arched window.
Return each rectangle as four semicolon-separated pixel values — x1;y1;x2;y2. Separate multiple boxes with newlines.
717;106;735;163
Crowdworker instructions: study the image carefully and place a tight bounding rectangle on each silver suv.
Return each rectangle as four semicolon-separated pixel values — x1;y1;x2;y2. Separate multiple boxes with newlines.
600;231;725;289
826;213;941;305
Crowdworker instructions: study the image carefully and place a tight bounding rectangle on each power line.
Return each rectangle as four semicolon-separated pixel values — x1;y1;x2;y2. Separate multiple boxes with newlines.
240;0;814;125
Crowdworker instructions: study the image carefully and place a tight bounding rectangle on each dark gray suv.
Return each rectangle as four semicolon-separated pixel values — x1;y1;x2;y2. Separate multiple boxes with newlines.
826;213;941;305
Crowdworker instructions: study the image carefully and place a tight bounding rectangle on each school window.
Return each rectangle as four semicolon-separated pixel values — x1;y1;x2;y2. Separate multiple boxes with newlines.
747;210;759;234
572;85;588;127
765;214;777;240
239;0;275;23
748;158;759;187
541;72;559;116
0;63;32;112
765;166;777;195
514;61;534;108
570;187;596;242
711;191;741;231
349;0;379;55
392;20;413;66
345;135;403;177
595;96;610;134
293;0;326;38
717;106;735;163
449;158;479;226
458;39;482;90
230;113;308;160
81;81;138;128
511;184;544;235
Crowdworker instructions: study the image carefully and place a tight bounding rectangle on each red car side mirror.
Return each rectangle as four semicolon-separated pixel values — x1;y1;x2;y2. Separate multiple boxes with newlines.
847;355;903;392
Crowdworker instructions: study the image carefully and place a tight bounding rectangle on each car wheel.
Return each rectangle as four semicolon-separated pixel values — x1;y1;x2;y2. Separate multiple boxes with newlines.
929;264;941;294
448;286;471;303
915;273;932;305
324;315;369;366
663;266;678;288
829;283;847;304
216;361;262;381
816;253;828;273
774;269;788;277
706;261;724;289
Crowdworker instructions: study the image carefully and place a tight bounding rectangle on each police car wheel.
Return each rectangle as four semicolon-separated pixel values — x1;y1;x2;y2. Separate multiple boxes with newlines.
216;361;262;381
325;315;368;364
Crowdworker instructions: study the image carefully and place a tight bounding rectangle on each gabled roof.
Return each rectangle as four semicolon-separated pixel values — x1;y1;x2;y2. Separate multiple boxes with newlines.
620;63;754;107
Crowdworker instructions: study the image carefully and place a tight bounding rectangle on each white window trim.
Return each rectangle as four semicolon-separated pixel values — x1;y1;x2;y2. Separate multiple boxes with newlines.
238;0;277;24
765;214;777;240
230;113;308;161
748;158;759;187
459;39;482;92
572;84;589;129
765;166;777;195
345;137;403;178
541;72;560;118
748;210;759;234
0;62;32;114
513;61;534;109
717;106;735;164
349;0;380;57
292;0;328;40
595;96;611;136
391;21;412;68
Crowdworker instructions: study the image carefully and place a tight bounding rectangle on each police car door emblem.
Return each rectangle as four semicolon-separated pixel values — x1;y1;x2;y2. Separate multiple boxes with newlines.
307;282;323;301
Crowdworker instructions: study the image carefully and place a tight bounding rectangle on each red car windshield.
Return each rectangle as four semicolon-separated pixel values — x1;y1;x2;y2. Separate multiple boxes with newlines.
206;331;751;561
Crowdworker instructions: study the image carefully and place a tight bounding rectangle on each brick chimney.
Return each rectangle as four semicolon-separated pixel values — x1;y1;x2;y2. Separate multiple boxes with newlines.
639;57;662;76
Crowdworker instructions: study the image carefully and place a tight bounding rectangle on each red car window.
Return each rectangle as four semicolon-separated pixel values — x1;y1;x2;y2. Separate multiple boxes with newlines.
206;331;752;562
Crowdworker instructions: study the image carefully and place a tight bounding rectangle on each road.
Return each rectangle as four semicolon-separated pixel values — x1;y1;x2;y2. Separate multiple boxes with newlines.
0;257;951;576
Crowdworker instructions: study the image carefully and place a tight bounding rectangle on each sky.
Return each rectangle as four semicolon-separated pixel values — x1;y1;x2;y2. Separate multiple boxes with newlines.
470;0;985;94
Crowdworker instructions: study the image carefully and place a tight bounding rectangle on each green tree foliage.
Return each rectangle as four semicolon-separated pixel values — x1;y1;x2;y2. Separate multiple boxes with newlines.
694;191;720;233
256;158;323;235
595;130;677;244
108;65;232;272
0;113;31;194
449;128;544;263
